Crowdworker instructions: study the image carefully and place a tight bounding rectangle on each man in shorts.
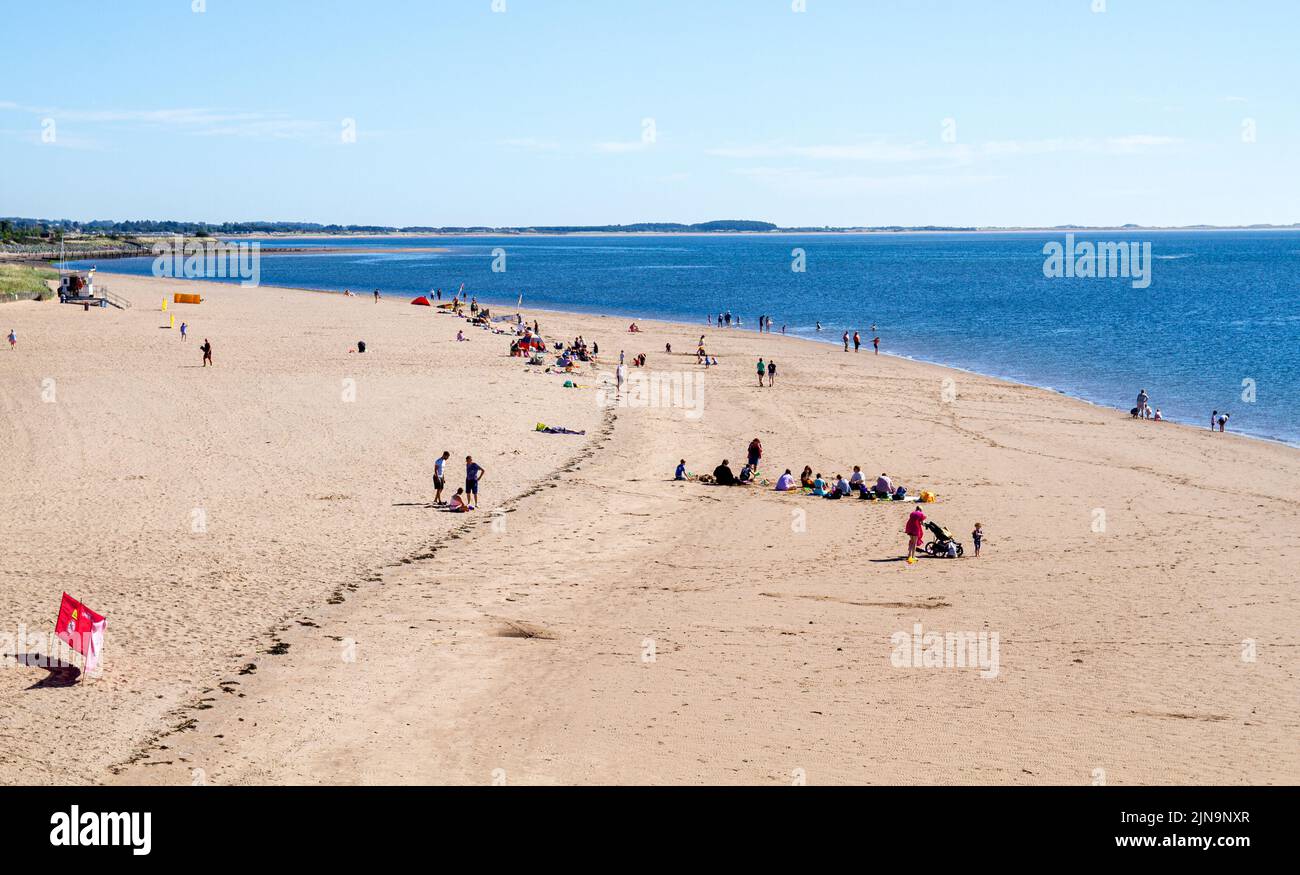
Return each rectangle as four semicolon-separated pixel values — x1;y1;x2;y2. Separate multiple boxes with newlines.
433;451;451;505
465;456;485;506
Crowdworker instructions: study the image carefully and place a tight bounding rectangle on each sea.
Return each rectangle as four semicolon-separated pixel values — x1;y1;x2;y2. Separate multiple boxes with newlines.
65;230;1300;447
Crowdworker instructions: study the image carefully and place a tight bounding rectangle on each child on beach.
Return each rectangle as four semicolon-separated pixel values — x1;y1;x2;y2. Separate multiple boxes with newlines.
180;322;187;341
972;523;983;557
448;488;471;512
675;460;686;481
7;329;15;350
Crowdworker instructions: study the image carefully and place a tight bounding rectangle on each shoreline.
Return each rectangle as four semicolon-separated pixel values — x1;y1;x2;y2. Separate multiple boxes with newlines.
3;270;1297;785
92;268;1300;451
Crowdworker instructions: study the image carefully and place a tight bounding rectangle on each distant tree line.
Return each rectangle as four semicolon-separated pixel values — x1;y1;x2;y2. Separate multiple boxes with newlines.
1;217;785;236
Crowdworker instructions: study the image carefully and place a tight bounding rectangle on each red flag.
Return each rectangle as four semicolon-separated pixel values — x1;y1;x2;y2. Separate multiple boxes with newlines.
55;592;107;674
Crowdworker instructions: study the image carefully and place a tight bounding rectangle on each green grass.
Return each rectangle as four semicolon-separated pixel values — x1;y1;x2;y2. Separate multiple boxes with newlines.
0;262;59;296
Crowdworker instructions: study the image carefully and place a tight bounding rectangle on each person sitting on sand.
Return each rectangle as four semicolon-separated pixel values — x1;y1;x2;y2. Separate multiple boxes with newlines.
849;466;865;492
834;474;852;497
457;330;467;342
628;323;640;333
800;466;814;489
874;473;893;497
713;460;737;486
1153;408;1163;421
775;469;795;491
739;463;754;484
811;474;827;497
675;459;687;481
448;488;471;513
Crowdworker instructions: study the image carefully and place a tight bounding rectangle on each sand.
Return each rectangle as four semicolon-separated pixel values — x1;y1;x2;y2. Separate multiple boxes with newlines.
1;271;1296;785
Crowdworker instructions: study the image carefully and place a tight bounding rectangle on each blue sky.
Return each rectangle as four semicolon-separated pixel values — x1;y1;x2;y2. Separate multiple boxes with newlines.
2;0;1296;227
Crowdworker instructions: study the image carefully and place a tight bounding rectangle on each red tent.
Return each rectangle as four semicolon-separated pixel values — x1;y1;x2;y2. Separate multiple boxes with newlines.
411;296;431;306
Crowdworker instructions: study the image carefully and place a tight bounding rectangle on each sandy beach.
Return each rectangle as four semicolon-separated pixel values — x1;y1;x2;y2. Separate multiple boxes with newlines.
2;271;1296;786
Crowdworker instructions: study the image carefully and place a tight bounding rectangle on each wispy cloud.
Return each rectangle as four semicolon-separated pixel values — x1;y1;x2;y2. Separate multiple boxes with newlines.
498;137;562;152
0;100;338;142
733;166;1001;196
711;135;1182;165
593;139;652;154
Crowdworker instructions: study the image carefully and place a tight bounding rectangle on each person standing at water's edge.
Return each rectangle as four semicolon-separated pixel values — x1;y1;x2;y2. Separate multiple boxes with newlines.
873;334;880;354
843;330;850;351
853;331;861;352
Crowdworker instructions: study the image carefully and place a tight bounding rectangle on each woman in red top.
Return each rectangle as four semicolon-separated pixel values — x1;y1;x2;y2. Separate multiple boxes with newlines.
905;507;926;562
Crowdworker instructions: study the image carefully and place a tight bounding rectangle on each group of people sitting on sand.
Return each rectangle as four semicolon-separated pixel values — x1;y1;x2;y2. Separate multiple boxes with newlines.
776;466;911;500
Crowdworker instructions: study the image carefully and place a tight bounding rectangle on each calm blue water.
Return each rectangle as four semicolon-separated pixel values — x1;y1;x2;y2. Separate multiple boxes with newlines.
68;231;1300;446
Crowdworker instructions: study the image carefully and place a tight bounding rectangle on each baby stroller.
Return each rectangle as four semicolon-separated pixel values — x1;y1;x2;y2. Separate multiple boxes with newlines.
923;521;964;558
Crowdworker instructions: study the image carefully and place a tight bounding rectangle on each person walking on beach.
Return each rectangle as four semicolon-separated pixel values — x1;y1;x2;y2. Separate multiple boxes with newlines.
179;321;188;341
7;329;16;350
853;331;861;352
767;359;776;386
747;437;763;473
373;289;381;303
756;358;766;386
465;456;484;507
842;330;850;351
433;451;451;505
200;338;212;367
872;334;880;354
616;361;627;395
905;506;927;564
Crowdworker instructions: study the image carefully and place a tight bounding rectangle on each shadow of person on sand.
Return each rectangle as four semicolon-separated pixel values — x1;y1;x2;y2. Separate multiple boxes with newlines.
14;653;81;689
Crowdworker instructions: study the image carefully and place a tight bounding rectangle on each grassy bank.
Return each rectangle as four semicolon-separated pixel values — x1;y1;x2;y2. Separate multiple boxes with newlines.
0;262;58;298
